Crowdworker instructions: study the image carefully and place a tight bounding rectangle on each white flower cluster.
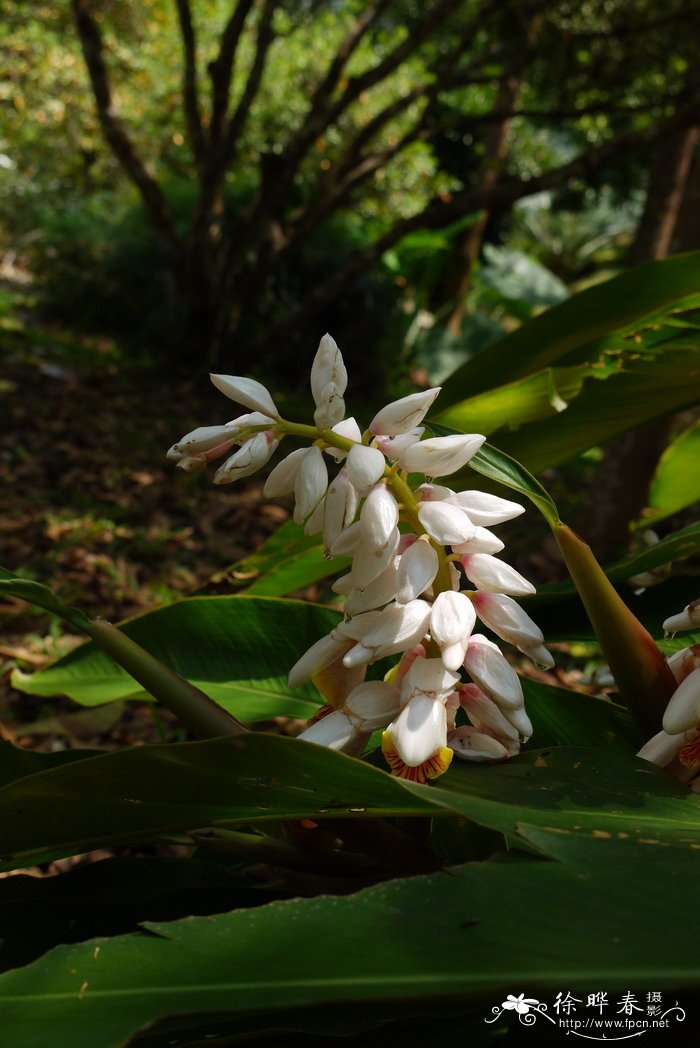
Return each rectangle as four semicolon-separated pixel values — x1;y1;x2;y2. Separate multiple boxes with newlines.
638;600;700;778
169;334;553;783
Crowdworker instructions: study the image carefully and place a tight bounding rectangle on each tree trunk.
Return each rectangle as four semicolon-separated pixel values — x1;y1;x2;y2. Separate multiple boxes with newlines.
579;121;699;561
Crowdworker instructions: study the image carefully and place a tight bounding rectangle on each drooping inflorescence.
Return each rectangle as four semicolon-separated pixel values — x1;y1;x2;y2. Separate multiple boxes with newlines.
168;334;553;783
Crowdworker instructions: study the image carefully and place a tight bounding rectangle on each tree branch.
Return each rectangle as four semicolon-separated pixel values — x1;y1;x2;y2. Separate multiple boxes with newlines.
71;0;177;244
224;0;278;163
209;0;257;147
173;0;206;166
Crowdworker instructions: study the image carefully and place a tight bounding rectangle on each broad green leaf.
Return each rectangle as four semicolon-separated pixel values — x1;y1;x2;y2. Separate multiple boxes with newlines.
640;419;700;528
415;747;700;849
12;596;341;721
0;734;439;873
521;678;637;751
0;741;101;789
486;345;700;474
435;360;617;435
2;848;700;1047
439;251;700;405
219;520;349;597
0;566;90;631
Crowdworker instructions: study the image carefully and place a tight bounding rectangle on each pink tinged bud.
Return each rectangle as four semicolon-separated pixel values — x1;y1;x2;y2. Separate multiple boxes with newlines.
373;427;424;460
416;483;454;502
459;684;520;743
388;694;448;766
471;591;544;654
400;656;460;705
463;634;523;711
310;333;347;404
345;444;387;493
314;382;346;429
417;501;475;545
213;431;278;484
448;490;525;526
325;417;362;461
263;447;308;497
663;599;700;635
293;446;328;523
343;561;398;615
461;553;535;597
330;521;362;557
342;600;432;667
210;374;279;419
398;533;418;554
448;725;510;762
369;387;441;437
399;433;486;478
637;729;684;767
453;528;505;555
662;666;700;734
393;643;427;686
667;645;700;685
360;484;399;551
351;526;400;590
288;634;353;689
172;425;238;456
396;537;439;604
430;591;476;671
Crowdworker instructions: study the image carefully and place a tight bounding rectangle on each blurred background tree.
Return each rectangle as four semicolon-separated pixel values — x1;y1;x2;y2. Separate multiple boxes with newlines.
2;0;699;388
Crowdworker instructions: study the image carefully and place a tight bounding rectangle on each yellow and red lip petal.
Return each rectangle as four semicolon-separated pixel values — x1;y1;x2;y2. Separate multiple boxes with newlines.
678;729;700;770
381;732;453;783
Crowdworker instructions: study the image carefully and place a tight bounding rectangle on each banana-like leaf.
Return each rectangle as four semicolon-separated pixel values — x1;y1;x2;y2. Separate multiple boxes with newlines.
439;251;700;404
639;419;700;528
0;566;90;631
12;596;341;721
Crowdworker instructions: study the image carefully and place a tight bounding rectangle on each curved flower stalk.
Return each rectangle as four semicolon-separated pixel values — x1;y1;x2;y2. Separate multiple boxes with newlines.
169;334;552;783
638;600;700;789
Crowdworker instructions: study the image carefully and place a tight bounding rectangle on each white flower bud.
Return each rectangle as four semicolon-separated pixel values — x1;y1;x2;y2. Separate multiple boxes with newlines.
351;526;400;589
522;643;555;670
342;600;432;667
293;446;328;523
310;333;347;404
471;591;544;654
345;444;387;493
448;725;510;762
395;537;439;604
430;591;476;671
502;703;533;742
331;572;353;595
662;666;700;735
667;646;700;685
288;634;353;689
330;521;362;557
210;374;279;419
417;501;475;545
213;432;278;484
343;561;398;615
637;729;684;767
171;425;236;456
453;529;505;555
386;694;447;766
461;553;535;597
400;656;460;705
344;680;401;729
373;428;424;460
398;434;485;477
463;634;523;710
322;470;356;550
663;600;700;635
298;709;359;752
369;388;441;437
175;454;206;472
459;684;520;743
325;417;362;461
416;483;454;502
448;490;525;526
263;447;308;497
333;610;383;641
314;382;345;428
360;484;399;551
304;495;325;536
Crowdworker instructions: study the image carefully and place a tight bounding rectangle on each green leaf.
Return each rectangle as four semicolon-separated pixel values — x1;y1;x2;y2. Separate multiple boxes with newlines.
439;251;700;405
521;679;637;751
416;747;700;849
219;520;349;597
0;734;439;873
12;596;342;721
640;419;700;528
0;741;101;789
0;566;90;631
434;361;617;435
2;847;700;1047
